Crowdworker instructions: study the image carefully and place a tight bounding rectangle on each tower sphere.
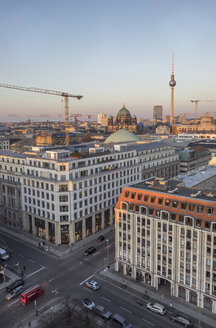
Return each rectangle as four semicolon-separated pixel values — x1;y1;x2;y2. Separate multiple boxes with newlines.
169;79;176;87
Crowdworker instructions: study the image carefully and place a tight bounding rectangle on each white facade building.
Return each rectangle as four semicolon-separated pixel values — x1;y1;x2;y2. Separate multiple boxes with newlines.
0;142;179;245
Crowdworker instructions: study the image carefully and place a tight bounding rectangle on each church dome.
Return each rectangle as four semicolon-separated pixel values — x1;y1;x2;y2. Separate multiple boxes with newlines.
104;129;141;143
117;104;131;118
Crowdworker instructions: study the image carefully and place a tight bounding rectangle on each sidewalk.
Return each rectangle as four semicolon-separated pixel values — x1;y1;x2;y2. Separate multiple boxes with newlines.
98;265;216;328
0;223;114;258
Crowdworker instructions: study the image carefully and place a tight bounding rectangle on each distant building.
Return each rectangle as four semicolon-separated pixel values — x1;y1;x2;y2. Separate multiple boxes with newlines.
108;104;137;133
156;125;170;135
177;146;211;173
98;113;108;126
0;138;9;150
175;113;216;134
153;105;163;124
36;132;78;146
115;177;216;313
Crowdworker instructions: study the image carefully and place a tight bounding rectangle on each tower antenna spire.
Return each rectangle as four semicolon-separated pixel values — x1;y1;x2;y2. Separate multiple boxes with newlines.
169;50;176;127
172;50;174;75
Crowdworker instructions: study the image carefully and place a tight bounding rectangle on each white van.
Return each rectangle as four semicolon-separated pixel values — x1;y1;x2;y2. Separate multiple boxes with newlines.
0;248;9;261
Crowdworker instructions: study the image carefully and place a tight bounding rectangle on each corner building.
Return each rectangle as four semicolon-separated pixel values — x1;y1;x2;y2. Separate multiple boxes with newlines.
115;178;216;313
0;141;179;245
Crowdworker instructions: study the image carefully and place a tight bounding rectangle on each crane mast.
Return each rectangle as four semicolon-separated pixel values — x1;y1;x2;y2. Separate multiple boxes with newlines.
0;83;83;145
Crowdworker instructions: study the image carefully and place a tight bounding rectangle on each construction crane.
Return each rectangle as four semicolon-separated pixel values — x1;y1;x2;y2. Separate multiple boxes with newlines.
190;99;214;132
0;83;83;145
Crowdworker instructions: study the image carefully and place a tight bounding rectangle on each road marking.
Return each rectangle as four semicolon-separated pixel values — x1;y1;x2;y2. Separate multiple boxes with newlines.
68;266;74;271
101;296;111;303
8;299;19;307
79;274;94;286
28;259;34;263
142;318;155;326
17;253;23;258
93;251;101;257
84;287;93;293
48;278;55;283
120;306;132;314
80;261;83;264
25;266;45;278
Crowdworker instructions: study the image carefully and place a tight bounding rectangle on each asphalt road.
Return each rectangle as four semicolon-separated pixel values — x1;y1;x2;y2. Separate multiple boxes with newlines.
0;230;196;328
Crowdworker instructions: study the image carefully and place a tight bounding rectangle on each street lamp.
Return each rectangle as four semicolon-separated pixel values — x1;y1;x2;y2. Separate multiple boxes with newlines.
106;239;109;268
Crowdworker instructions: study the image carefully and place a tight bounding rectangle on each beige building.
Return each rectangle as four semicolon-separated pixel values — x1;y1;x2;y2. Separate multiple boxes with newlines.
0;140;179;245
115;178;216;313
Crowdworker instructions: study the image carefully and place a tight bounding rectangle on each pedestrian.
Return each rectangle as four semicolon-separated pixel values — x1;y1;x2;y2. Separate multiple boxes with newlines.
23;264;25;271
170;301;173;309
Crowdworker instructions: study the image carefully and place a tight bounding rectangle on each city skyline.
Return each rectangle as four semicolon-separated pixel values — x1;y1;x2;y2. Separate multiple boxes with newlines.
0;0;216;121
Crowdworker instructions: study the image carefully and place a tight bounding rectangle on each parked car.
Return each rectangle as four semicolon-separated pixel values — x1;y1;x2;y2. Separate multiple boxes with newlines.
6;279;24;293
85;280;99;291
81;298;95;310
0;248;9;261
112;314;133;328
170;314;194;327
20;285;44;305
84;246;96;256
94;305;112;320
5;285;24;301
146;303;167;315
97;235;105;242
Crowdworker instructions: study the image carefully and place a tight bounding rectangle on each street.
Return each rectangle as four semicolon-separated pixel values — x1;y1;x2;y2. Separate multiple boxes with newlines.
0;230;198;328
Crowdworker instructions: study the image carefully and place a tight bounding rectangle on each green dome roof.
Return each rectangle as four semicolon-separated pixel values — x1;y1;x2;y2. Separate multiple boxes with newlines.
105;129;141;143
117;104;131;117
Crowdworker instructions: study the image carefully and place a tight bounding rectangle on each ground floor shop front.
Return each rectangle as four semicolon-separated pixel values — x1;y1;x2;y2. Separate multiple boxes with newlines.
22;207;114;245
115;260;216;314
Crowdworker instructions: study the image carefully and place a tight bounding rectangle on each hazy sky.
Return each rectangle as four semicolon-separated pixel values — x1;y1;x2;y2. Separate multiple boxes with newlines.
0;0;216;121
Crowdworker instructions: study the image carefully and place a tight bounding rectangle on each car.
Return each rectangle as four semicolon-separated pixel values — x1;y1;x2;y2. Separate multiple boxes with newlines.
5;285;24;301
81;298;95;310
85;280;99;290
84;246;96;256
170;314;194;327
6;279;24;293
146;302;167;315
113;314;133;328
97;235;105;242
94;305;112;320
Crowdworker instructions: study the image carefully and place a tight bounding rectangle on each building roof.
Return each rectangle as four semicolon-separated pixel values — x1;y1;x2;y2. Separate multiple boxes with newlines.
104;129;141;143
117;104;131;118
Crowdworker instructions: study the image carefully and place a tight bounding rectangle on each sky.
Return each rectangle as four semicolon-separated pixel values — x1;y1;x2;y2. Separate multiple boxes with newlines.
0;0;216;121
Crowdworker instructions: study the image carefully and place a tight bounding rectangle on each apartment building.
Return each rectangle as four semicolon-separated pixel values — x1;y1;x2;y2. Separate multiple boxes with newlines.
0;138;9;150
115;178;216;313
0;141;179;245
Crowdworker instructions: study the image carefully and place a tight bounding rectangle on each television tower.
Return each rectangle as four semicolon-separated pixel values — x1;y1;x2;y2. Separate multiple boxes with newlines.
169;51;176;125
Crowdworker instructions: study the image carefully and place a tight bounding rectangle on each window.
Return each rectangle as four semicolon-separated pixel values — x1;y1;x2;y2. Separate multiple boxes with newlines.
189;203;195;212
59;185;68;192
150;196;156;204
137;193;142;201
125;191;130;198
144;194;149;202
197;205;203;213
165;199;171;206
179;215;184;224
181;202;187;210
158;197;163;205
205;221;211;230
172;200;178;208
207;207;213;215
195;218;202;228
131;192;136;199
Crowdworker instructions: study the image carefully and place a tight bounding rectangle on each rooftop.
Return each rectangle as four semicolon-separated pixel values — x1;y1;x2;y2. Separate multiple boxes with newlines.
174;165;216;187
130;177;216;202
